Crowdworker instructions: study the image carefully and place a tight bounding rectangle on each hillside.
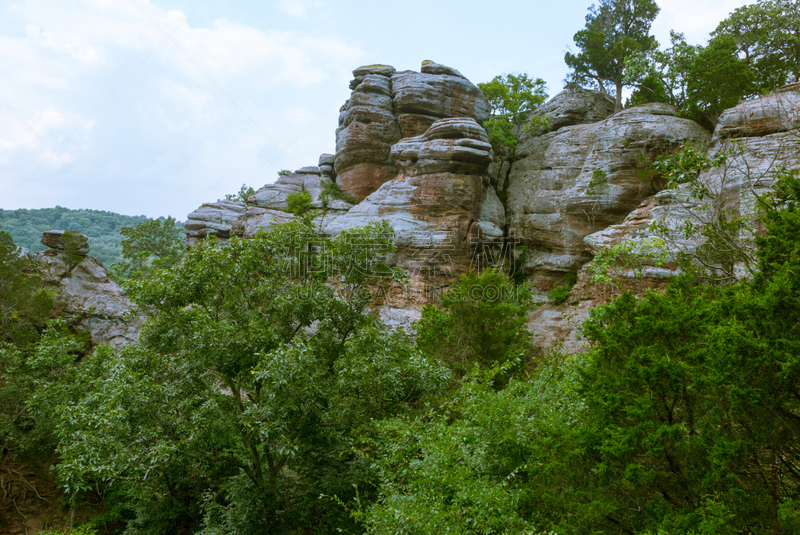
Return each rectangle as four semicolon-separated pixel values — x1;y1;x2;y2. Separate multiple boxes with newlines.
0;207;180;267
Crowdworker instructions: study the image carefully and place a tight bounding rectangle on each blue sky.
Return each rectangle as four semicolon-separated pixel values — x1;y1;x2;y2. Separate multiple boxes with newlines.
0;0;750;219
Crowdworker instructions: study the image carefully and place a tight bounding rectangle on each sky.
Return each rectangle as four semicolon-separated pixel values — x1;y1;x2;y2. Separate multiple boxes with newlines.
0;0;752;220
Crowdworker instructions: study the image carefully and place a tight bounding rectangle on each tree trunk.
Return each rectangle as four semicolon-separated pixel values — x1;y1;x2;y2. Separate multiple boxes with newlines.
615;78;623;112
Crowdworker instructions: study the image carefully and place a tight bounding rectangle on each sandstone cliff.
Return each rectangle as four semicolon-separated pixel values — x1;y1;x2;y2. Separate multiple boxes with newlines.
180;64;800;349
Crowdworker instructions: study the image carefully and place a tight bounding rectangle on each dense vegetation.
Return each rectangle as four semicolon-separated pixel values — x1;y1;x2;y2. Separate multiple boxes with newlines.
0;207;163;267
1;0;799;533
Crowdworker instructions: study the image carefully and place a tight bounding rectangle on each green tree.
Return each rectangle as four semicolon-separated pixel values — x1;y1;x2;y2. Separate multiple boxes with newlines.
686;34;757;128
109;216;185;281
0;231;53;349
477;73;548;152
712;0;800;91
225;184;257;202
415;269;532;377
50;216;447;534
565;0;661;112
625;30;699;109
285;189;312;216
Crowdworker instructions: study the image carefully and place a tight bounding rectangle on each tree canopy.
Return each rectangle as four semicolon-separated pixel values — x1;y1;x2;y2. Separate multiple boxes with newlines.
565;0;660;111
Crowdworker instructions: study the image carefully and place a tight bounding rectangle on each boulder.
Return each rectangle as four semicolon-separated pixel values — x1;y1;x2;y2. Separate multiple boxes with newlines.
505;102;710;286
533;88;616;132
41;230;90;255
184;200;247;247
420;60;465;78
31;233;142;346
714;83;800;139
391;67;491;138
296;165;321;175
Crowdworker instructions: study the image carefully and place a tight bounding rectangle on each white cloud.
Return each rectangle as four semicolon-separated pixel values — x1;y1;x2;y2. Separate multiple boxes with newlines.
0;0;364;216
275;0;324;19
652;0;750;45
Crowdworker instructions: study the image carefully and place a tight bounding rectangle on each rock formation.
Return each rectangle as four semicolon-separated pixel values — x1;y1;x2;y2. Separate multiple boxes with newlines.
530;83;800;353
505;98;710;289
31;231;142;346
181;62;800;349
335;61;491;201
583;83;800;281
184;163;354;247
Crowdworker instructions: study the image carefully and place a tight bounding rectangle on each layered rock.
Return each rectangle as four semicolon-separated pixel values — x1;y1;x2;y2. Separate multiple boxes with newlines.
184;200;247;247
335;61;491;201
532;87;616;131
505;101;710;288
32;231;142;346
324;117;498;321
335;71;401;202
185;164;355;247
583;84;800;281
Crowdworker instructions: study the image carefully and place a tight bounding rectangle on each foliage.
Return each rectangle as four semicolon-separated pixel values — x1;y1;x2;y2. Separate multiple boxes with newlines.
478;73;549;152
0;231;54;349
224;184;257;203
565;0;660;111
363;349;586;534
585;168;609;194
416;269;532;376
586;237;668;284
0;206;152;267
285;189;312;216
547;270;578;304
686;34;757;128
319;179;358;207
712;0;800;91
0;321;85;458
624;30;700;109
277;169;292;177
49;217;448;534
109;216;185;281
650;142;768;282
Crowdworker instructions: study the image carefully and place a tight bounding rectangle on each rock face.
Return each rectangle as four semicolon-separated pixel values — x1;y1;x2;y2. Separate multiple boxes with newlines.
335;61;491;201
583;84;800;280
184;166;354;247
505;100;710;287
185;200;247;248
325;117;497;280
33;232;142;346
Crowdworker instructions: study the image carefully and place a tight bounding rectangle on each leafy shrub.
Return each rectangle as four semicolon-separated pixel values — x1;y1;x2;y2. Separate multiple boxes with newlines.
547;270;578;304
286;190;312;215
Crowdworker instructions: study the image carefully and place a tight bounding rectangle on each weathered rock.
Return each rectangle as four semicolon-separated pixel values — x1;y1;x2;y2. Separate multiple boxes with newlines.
420;60;465;78
505;102;710;287
325;117;495;283
232;207;295;238
296;165;321;175
31;232;142;346
320;164;335;176
334;61;492;202
41;230;90;255
584;128;800;280
714;83;800;139
335;74;401;201
391;67;491;138
533;88;616;132
353;64;396;78
318;153;335;166
184;200;247;247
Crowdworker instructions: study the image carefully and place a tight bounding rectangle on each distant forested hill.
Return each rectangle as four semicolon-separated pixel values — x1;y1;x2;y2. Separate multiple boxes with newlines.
0;207;181;267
